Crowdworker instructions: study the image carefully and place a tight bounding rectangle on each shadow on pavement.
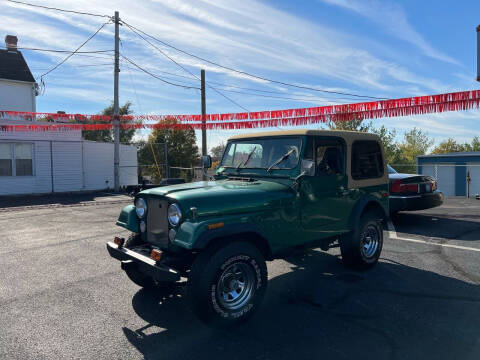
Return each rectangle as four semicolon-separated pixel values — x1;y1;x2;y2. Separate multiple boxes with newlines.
122;250;480;360
0;191;127;209
392;212;480;241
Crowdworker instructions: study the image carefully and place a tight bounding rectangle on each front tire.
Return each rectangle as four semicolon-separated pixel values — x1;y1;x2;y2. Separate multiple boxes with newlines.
340;212;383;270
123;233;174;291
187;241;268;327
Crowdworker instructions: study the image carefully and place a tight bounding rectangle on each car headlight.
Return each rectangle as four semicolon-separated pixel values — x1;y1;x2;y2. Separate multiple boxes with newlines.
135;197;147;218
168;203;182;226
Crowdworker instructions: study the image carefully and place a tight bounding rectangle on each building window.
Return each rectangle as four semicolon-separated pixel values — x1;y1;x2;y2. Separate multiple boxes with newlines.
0;143;12;176
0;143;33;176
351;140;383;179
15;143;33;176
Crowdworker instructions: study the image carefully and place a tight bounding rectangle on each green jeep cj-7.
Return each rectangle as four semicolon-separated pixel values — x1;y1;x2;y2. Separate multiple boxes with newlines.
107;130;389;326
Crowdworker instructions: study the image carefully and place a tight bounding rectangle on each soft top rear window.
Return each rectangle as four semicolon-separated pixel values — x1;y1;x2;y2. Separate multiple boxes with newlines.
351;140;384;180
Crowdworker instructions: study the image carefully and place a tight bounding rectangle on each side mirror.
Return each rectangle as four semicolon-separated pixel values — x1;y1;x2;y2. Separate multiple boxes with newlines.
300;159;315;176
293;160;315;189
201;155;212;169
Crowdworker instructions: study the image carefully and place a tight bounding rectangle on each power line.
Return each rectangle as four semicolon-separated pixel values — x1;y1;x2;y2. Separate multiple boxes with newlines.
120;20;388;100
122;21;250;112
30;63;113;70
207;87;353;104
16;47;113;54
39;21;111;80
0;63;112;72
118;60;363;101
120;54;200;90
7;0;111;18
120;39;143;114
123;64;199;87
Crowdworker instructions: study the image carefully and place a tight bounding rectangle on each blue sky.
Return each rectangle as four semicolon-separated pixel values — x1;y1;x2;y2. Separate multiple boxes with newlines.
2;0;480;150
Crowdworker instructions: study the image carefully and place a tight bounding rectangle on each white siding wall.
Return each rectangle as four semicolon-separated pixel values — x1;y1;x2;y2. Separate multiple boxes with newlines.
83;142;137;190
83;142;114;190
52;142;83;192
0;140;52;195
0;139;137;196
120;144;138;186
0;80;36;112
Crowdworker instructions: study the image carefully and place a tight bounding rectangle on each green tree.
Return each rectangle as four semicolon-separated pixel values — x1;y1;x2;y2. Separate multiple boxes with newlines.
471;136;480;151
370;125;402;164
327;118;372;132
138;118;200;182
210;142;226;160
432;138;466;154
397;128;433;173
82;101;136;144
432;136;480;154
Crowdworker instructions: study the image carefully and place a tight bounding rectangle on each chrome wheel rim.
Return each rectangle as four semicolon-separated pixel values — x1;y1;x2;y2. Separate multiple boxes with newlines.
361;225;379;259
217;262;255;310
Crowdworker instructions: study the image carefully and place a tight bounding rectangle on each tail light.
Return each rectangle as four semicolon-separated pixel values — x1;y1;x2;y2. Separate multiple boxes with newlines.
391;179;419;194
431;180;437;191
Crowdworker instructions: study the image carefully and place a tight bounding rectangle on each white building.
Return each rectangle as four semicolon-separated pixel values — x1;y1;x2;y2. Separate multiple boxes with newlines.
0;35;137;196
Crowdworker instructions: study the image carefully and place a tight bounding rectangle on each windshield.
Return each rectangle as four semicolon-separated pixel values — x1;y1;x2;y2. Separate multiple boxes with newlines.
220;137;302;170
387;164;397;174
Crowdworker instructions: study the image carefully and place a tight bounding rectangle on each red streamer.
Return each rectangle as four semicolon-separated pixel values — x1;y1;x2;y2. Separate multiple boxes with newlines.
1;89;480;131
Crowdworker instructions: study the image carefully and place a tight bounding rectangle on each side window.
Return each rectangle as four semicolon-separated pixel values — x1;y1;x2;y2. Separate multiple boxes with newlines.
0;143;12;176
15;143;33;176
351;140;383;179
315;140;344;176
0;143;33;176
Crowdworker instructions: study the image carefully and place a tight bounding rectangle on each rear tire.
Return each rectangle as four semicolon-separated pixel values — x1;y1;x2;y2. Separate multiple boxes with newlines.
187;241;268;327
340;212;383;270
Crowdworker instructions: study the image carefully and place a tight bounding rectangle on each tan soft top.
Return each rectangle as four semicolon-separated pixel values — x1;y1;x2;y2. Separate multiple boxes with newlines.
228;129;380;142
228;129;387;188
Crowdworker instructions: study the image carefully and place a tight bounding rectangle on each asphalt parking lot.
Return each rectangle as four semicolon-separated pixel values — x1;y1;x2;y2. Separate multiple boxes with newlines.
1;195;479;360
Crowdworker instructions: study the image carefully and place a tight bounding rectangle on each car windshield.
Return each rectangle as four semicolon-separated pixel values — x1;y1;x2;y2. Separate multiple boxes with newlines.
387;164;397;174
220;137;302;170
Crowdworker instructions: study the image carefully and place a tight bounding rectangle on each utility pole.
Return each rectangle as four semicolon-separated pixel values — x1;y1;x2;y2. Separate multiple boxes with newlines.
113;11;120;191
477;25;480;81
201;69;207;180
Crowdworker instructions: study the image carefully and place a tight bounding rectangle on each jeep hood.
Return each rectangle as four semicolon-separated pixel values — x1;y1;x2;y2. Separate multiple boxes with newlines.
140;179;294;217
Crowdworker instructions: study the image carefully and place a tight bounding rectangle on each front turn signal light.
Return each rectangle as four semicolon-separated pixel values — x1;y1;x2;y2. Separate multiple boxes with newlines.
150;249;163;261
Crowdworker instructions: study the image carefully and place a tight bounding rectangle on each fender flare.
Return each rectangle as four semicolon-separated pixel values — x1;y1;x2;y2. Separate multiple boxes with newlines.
192;223;272;257
348;195;388;231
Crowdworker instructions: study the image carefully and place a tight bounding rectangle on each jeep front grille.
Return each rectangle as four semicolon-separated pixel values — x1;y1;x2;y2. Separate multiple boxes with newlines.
146;198;169;249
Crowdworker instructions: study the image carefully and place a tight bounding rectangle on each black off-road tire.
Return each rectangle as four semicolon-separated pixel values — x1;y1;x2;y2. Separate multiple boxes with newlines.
340;212;383;270
187;241;268;327
123;233;173;291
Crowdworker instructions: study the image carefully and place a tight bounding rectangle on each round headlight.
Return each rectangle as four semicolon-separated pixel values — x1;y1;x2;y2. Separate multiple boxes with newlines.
168;203;182;226
135;198;147;218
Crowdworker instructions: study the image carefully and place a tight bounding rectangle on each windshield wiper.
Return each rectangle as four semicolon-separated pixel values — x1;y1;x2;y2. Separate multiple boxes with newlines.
266;148;295;172
236;146;257;171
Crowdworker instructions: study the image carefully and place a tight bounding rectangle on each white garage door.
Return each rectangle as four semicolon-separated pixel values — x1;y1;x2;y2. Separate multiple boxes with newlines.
422;164;455;196
467;163;480;196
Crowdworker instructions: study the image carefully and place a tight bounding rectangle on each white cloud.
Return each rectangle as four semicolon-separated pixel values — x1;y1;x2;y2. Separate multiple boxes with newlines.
319;0;459;65
2;0;477;148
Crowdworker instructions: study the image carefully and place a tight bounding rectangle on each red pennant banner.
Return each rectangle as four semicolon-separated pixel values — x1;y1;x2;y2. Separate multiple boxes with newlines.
1;89;479;131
